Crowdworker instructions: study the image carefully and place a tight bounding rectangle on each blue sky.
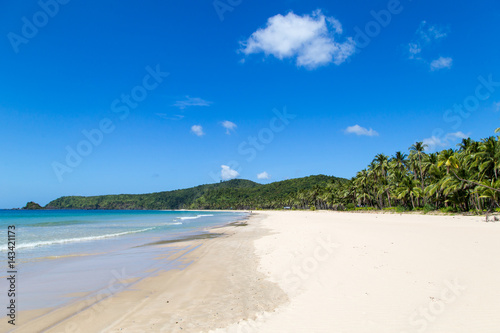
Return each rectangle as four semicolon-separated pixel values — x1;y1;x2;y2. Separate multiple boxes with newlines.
1;0;499;208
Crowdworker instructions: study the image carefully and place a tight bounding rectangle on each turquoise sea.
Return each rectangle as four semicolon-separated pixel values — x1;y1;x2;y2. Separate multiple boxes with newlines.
0;210;247;312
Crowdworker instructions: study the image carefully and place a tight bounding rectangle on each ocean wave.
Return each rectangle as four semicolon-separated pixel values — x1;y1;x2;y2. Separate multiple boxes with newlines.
0;227;155;251
177;214;214;220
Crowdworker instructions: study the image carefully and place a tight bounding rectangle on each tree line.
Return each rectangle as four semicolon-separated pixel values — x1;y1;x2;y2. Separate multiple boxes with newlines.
277;132;499;213
40;130;499;213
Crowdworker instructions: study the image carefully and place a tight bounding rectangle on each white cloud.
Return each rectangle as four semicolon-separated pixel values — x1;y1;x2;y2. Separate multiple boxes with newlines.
430;56;453;71
257;171;270;180
221;165;240;180
156;113;184;120
190;125;204;136
173;96;212;109
423;131;468;151
239;10;355;69
416;21;447;43
221;120;237;134
494;101;500;112
408;42;421;59
408;21;449;61
344;124;379;137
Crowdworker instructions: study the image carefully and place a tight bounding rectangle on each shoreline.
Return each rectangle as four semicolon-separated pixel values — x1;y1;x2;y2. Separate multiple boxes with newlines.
2;212;286;332
3;211;500;332
10;207;500;225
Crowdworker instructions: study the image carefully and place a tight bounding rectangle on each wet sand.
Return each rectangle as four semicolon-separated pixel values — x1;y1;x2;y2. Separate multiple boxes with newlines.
1;213;286;332
3;211;500;332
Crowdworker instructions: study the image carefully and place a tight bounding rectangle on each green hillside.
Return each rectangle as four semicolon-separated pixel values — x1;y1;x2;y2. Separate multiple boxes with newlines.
23;201;43;210
41;132;500;213
45;175;344;210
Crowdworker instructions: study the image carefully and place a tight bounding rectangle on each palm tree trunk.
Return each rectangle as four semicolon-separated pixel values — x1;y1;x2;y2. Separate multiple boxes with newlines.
452;172;500;193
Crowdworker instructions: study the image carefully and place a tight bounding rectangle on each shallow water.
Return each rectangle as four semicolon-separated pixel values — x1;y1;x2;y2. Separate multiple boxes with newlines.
0;210;247;311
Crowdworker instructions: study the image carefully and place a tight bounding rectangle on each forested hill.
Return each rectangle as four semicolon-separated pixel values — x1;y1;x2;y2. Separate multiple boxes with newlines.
45;175;345;210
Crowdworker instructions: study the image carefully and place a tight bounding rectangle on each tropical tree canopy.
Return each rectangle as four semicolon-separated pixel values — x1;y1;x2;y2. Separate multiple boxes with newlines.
43;131;500;213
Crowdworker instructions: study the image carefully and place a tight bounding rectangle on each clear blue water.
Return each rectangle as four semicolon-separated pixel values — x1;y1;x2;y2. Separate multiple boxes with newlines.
0;210;248;311
0;209;246;263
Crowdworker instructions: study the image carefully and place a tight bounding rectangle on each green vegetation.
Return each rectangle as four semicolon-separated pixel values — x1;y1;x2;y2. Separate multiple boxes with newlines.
23;201;43;210
45;175;344;210
330;135;499;213
43;132;500;214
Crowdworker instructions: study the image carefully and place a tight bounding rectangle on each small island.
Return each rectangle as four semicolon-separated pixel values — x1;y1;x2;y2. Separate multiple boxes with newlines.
22;201;43;210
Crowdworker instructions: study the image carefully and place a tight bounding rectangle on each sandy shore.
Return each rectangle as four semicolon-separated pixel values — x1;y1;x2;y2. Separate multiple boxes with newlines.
221;211;500;333
2;214;286;333
4;211;500;332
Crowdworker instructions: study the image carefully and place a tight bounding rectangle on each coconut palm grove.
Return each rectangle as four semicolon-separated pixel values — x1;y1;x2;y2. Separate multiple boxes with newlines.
36;129;499;214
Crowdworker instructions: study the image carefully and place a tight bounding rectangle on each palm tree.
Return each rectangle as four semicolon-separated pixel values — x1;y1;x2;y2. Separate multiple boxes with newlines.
374;154;390;176
329;131;500;212
372;154;390;207
438;149;459;174
422;153;438;177
477;137;500;181
391;151;408;173
409;142;428;204
396;176;422;209
457;137;473;152
437;142;500;201
354;169;372;207
475;179;500;209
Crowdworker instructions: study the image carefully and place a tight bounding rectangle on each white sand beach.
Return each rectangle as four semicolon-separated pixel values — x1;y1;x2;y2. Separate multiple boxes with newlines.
4;211;500;332
220;211;500;333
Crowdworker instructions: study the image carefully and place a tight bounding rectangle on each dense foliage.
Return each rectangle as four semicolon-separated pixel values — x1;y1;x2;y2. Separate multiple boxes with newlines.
45;175;342;210
23;201;43;210
191;175;345;209
306;134;500;213
43;131;500;213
